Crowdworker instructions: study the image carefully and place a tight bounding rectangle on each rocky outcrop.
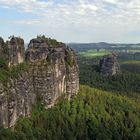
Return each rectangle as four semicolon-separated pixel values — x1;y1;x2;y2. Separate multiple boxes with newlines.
26;37;79;103
0;36;79;128
8;37;25;67
0;37;4;53
0;36;25;67
0;37;7;59
99;54;120;76
0;72;34;128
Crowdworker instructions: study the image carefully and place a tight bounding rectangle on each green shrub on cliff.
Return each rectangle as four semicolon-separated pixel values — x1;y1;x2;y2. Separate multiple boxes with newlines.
0;62;29;82
37;35;60;46
9;62;29;78
0;58;8;69
0;58;9;81
0;69;9;82
65;50;75;67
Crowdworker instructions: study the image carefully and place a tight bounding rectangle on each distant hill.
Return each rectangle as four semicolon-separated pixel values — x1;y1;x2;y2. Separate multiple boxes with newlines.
68;42;140;51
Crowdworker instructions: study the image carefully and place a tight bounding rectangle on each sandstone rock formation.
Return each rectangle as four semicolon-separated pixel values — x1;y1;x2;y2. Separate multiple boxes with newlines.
8;36;25;67
0;36;79;128
99;54;120;76
0;37;4;53
0;37;7;59
0;36;25;67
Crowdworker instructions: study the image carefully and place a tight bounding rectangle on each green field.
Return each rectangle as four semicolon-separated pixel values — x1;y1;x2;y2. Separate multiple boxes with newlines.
121;60;140;65
78;49;140;59
129;50;140;53
79;49;110;58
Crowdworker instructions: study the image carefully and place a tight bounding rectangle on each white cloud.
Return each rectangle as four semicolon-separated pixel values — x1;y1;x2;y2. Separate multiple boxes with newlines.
103;0;117;4
0;0;140;21
0;0;140;43
0;0;54;13
14;20;41;25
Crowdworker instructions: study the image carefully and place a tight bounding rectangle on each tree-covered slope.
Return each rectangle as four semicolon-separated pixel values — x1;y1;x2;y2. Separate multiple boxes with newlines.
79;62;140;94
1;85;140;140
78;50;140;95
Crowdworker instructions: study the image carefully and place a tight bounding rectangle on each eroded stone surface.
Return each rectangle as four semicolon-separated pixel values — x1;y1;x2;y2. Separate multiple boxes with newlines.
0;36;25;67
100;54;120;76
0;37;79;128
8;37;25;66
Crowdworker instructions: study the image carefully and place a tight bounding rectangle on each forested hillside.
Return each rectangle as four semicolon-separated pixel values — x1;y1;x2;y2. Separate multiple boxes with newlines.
0;85;140;140
78;49;140;95
79;61;140;94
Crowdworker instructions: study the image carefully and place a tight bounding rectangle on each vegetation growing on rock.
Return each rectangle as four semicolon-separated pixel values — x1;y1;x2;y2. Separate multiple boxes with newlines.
36;35;61;46
0;62;29;82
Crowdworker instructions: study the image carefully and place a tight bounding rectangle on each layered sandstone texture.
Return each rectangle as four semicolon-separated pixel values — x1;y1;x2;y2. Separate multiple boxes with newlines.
0;36;79;128
0;36;25;67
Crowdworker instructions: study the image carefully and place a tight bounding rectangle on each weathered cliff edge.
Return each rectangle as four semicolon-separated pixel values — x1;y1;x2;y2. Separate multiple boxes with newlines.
0;36;79;128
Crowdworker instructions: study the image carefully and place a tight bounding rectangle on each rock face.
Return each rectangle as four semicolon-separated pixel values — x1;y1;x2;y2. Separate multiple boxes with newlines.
0;72;34;128
0;36;79;128
26;37;79;98
8;37;25;67
0;37;7;59
0;36;25;67
0;37;4;53
99;54;120;76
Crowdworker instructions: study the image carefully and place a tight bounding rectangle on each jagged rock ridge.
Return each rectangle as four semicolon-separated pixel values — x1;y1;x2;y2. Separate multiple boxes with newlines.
0;36;79;128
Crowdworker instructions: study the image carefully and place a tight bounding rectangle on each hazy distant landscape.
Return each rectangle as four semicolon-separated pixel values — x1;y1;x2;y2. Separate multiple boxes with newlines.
68;42;140;51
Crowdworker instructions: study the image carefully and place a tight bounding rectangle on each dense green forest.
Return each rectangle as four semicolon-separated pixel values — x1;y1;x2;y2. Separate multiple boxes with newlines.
0;48;140;140
1;85;140;140
78;51;140;95
79;61;140;94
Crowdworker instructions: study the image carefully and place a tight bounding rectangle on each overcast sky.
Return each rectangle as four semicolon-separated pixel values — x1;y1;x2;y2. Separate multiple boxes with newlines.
0;0;140;43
